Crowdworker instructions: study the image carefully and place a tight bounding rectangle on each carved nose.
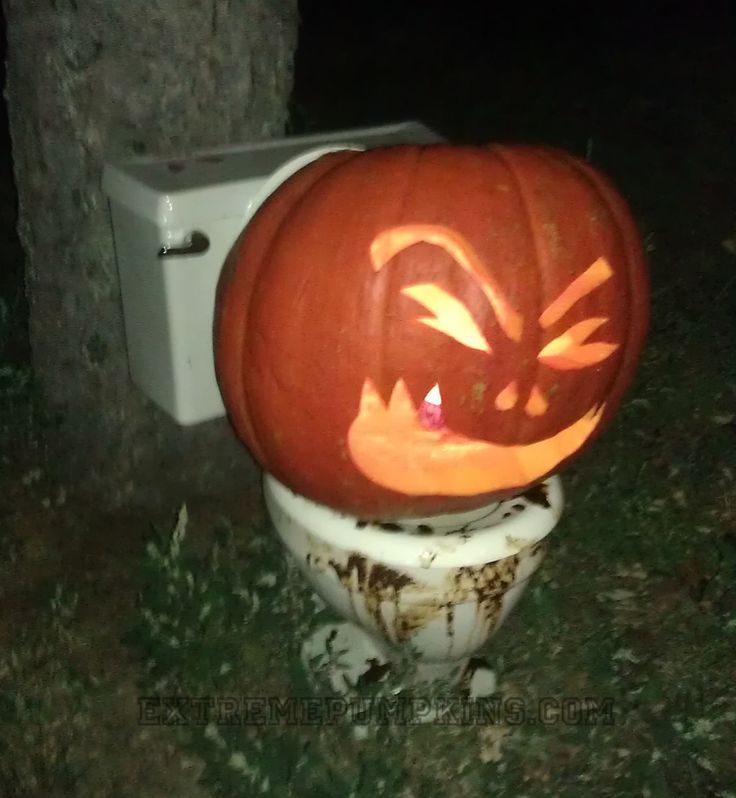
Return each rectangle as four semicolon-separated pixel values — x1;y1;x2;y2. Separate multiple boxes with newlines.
495;381;549;417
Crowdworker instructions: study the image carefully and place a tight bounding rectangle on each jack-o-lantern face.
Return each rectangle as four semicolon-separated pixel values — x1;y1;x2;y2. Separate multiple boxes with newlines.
348;224;616;496
215;144;649;518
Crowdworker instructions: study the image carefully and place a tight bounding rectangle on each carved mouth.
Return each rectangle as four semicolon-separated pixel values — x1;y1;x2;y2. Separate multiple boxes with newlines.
347;379;604;496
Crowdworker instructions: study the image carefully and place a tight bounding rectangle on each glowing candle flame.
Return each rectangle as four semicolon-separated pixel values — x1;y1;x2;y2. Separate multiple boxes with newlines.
418;383;444;430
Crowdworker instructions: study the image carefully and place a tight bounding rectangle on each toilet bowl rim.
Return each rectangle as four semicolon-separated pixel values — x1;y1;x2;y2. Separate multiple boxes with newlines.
263;474;564;569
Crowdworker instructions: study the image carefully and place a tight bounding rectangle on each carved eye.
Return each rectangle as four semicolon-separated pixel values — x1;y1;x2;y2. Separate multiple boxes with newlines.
401;283;491;353
535;257;619;371
539;257;614;329
538;317;619;370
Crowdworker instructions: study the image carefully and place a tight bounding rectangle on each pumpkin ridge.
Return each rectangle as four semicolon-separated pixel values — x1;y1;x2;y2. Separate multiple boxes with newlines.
503;145;637;443
516;145;609;428
543;148;649;422
378;145;424;405
487;144;547;440
234;150;360;461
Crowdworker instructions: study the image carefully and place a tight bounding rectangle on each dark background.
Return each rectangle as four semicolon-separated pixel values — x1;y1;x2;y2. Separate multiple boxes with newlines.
0;7;25;367
1;0;735;368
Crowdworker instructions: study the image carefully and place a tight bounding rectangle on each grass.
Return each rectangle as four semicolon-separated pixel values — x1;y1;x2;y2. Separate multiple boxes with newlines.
126;506;397;796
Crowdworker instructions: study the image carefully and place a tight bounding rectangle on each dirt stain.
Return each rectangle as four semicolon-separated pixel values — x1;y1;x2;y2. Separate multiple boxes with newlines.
448;555;520;642
516;482;550;509
330;555;415;640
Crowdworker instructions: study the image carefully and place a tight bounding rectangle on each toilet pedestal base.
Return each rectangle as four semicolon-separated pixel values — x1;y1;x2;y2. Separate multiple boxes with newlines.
300;620;497;700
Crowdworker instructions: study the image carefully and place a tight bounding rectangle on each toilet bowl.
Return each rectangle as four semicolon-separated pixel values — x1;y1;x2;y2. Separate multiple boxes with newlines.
265;473;563;687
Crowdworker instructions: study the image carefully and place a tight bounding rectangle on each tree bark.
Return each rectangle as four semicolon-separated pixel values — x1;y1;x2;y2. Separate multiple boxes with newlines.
3;0;298;510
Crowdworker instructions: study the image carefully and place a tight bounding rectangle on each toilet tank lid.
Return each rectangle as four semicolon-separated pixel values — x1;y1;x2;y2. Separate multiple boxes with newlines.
101;121;443;227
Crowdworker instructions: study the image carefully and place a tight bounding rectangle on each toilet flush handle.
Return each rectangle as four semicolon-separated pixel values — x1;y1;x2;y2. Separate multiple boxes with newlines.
158;231;210;258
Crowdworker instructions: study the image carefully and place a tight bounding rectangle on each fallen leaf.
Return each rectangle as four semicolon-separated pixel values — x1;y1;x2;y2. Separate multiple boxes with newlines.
602;589;637;602
478;726;510;764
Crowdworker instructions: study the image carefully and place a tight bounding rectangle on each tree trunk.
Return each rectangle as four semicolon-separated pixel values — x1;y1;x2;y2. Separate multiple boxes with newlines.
3;0;299;510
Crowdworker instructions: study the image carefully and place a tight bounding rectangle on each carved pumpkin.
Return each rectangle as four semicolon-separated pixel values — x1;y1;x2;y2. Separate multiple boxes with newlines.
215;144;649;518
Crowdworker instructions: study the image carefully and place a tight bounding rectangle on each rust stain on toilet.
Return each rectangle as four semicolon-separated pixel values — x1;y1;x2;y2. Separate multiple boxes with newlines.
530;538;549;558
393;600;448;642
322;550;529;651
329;554;416;641
302;522;549;656
517;482;551;508
448;554;521;642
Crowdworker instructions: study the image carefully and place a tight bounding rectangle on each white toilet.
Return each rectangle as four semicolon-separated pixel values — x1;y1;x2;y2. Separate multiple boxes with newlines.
103;121;565;690
267;473;562;690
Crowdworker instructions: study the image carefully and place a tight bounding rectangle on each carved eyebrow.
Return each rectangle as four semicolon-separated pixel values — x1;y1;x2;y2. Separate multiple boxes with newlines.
371;224;523;342
539;257;614;329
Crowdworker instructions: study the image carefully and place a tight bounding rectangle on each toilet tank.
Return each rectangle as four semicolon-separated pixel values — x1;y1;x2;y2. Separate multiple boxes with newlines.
102;121;442;426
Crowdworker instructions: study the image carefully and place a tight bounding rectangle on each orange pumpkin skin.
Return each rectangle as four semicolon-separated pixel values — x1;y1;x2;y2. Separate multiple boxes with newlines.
215;144;649;518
